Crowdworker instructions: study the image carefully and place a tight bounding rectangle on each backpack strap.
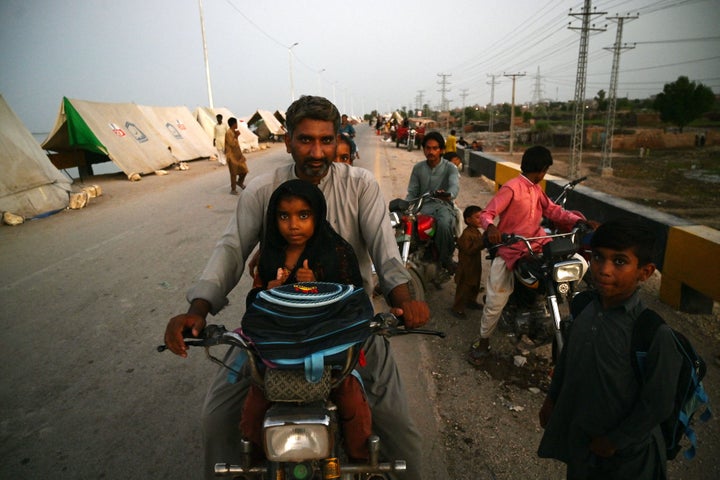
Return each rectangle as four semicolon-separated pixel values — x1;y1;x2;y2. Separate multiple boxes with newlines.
570;290;595;319
629;308;665;381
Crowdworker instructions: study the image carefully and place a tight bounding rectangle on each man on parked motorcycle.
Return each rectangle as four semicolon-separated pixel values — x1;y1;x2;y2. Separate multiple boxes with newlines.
164;95;430;479
406;131;460;274
468;145;590;364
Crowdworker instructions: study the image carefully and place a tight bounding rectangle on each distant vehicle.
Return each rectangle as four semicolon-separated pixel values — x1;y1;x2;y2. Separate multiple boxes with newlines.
395;120;426;150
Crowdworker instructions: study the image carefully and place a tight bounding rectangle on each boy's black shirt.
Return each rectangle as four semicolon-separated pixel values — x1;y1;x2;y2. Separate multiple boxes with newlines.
539;290;682;478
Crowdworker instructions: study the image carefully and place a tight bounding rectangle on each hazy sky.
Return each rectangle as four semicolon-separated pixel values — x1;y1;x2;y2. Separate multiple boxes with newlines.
1;0;718;134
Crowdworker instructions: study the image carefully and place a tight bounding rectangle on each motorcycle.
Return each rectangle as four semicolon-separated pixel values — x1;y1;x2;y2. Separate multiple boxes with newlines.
542;176;594;281
389;192;456;301
159;283;444;479
490;226;591;360
406;128;416;152
542;176;587;234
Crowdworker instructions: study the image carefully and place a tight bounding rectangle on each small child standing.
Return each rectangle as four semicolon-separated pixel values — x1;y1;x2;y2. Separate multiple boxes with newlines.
537;218;683;479
242;179;371;461
451;205;485;318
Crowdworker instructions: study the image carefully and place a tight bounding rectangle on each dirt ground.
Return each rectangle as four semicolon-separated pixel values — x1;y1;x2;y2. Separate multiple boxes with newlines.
379;136;720;480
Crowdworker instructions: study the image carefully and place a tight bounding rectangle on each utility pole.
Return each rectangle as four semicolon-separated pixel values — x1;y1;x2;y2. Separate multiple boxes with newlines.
459;89;469;134
568;0;606;179
437;73;452;129
288;42;300;103
317;68;325;96
504;72;525;155
531;66;544;106
416;90;425;115
600;13;638;177
197;0;214;109
486;74;500;132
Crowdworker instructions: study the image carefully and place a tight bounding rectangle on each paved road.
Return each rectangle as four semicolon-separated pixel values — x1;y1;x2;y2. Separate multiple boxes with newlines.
0;126;447;478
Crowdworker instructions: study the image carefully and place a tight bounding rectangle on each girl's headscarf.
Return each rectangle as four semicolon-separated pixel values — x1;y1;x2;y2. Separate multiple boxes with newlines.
256;179;363;289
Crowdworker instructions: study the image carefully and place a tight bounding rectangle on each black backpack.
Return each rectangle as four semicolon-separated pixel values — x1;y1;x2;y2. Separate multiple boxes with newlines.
570;291;712;460
240;282;374;383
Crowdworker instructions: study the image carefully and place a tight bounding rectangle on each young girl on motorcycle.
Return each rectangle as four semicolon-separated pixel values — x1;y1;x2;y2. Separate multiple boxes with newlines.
242;179;372;461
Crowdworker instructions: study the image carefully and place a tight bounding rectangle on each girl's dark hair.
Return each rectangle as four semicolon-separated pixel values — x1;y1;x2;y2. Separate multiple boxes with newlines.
256;179;362;291
590;218;658;266
264;180;325;251
337;134;357;155
520;145;553;174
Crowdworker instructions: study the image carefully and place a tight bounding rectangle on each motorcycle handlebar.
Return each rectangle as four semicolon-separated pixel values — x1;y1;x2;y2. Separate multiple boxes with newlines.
567;176;587;188
157;313;444;353
489;226;587;252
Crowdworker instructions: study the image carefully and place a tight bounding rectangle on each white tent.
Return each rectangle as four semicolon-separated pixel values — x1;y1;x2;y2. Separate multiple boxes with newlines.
194;107;259;153
137;105;215;162
0;94;71;219
42;98;178;179
247;109;286;141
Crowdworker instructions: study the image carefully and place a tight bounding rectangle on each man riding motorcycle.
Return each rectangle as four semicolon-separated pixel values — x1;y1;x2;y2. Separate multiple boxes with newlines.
405;131;460;275
467;145;594;364
164;96;430;479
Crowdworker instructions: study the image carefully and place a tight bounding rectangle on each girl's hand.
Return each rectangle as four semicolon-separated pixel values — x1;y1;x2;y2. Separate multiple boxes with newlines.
268;267;289;288
295;259;316;282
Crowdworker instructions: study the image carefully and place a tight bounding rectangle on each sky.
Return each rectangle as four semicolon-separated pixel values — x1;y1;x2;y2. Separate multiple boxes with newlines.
1;0;718;135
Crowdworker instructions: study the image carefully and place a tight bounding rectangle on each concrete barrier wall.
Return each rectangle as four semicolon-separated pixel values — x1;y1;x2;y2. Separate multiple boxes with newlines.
458;147;720;313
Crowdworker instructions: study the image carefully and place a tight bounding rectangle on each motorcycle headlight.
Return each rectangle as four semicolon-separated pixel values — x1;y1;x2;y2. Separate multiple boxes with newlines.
553;259;584;283
263;412;331;462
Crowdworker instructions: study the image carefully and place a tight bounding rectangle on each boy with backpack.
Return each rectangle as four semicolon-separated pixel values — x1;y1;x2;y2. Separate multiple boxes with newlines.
537;218;684;479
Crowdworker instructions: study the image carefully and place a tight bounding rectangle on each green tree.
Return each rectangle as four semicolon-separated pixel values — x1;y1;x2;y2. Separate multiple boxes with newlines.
595;89;608;111
652;76;715;132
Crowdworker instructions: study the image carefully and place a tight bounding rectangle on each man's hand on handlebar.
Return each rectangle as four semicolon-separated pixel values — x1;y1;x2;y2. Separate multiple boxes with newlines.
574;220;600;233
388;283;430;329
434;190;452;201
395;299;430;329
163;298;211;358
485;224;503;244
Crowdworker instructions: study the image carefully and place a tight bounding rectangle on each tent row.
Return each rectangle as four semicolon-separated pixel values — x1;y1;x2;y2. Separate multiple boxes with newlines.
40;97;293;180
42;97;219;179
1;94;288;220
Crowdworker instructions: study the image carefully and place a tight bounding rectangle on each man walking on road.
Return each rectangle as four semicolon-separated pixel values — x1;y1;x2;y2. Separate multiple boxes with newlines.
224;117;248;194
213;113;227;165
164;95;430;479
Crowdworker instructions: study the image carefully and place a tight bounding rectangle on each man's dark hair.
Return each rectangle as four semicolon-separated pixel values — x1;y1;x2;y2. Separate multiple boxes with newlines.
285;96;340;137
520;145;553;174
228;117;237;127
450;129;456;135
590;218;658;266
216;114;223;122
422;131;445;150
463;205;482;220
